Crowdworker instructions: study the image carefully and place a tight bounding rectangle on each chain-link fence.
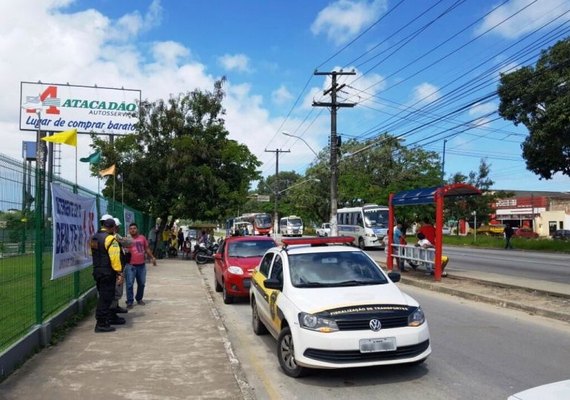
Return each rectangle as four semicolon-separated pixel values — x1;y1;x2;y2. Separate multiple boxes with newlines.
0;153;153;352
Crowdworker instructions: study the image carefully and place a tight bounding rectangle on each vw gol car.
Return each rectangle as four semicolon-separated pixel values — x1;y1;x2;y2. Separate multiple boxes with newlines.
214;236;276;304
250;237;431;377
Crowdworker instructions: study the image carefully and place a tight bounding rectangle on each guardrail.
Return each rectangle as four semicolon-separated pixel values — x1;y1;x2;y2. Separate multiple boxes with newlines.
391;243;436;265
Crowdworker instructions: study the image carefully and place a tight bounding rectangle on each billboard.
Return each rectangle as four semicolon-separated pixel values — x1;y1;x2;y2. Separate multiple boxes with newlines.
20;82;141;135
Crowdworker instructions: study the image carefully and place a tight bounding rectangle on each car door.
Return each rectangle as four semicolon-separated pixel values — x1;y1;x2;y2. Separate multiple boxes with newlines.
252;251;275;328
266;254;284;333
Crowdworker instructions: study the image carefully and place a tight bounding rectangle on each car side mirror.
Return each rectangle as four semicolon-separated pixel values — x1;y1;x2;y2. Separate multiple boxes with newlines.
388;272;401;283
214;253;222;260
264;278;283;291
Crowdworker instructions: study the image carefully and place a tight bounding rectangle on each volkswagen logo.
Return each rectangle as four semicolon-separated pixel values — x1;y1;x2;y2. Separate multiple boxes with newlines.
369;319;382;332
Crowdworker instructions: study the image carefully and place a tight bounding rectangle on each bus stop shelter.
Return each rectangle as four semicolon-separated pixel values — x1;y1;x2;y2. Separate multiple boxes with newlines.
387;183;481;281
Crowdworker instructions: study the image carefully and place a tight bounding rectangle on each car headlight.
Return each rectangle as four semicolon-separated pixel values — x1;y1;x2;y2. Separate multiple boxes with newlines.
408;307;426;327
227;266;244;275
299;312;339;333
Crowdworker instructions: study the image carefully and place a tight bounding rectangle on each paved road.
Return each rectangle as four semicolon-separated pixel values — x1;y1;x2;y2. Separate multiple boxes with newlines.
371;246;570;284
203;264;570;400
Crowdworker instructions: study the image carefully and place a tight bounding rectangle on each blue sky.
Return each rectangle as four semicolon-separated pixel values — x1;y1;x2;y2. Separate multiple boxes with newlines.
2;0;570;193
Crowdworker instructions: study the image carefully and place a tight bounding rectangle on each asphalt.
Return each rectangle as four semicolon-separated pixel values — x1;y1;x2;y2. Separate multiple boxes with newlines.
0;256;569;400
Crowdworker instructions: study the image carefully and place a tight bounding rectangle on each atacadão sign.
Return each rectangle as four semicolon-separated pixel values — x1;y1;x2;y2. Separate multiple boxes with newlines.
20;82;141;135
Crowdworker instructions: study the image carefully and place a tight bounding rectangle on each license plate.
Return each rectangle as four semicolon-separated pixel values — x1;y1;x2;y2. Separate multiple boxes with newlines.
359;337;397;353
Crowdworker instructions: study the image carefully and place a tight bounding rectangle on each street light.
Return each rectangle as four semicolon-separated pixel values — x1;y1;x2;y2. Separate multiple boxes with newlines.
282;131;319;158
277;178;320;195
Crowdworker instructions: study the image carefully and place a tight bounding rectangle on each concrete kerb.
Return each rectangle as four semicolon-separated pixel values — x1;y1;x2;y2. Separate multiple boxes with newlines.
197;264;255;400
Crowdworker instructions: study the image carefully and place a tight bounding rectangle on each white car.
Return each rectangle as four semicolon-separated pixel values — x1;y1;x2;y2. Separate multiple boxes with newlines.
250;237;431;377
508;380;570;400
315;223;331;237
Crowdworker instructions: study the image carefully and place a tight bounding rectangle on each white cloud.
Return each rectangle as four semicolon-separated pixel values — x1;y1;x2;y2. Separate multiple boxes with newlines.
0;0;286;191
311;0;388;45
218;53;252;73
272;85;294;105
409;82;440;106
469;102;497;117
476;0;570;39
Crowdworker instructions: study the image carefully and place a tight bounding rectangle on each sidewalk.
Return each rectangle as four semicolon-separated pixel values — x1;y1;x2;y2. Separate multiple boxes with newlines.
0;259;251;400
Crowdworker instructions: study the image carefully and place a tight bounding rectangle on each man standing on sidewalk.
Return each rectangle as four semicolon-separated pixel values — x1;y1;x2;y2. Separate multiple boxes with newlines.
91;215;126;332
110;217;131;314
125;223;156;309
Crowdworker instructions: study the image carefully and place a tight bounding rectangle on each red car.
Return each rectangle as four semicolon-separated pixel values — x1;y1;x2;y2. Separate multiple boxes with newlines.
214;236;277;304
513;227;539;239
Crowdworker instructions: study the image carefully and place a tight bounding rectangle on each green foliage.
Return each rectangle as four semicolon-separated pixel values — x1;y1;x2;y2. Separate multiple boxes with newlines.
90;79;260;223
446;159;512;227
498;38;570;179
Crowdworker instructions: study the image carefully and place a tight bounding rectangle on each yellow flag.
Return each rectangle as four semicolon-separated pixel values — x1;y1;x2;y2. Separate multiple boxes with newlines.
99;164;116;177
41;128;77;147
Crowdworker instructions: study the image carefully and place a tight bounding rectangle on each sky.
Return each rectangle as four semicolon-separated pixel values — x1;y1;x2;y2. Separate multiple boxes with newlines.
2;0;570;195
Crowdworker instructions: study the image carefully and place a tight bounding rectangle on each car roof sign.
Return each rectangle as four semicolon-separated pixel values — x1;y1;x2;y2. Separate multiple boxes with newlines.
281;236;354;248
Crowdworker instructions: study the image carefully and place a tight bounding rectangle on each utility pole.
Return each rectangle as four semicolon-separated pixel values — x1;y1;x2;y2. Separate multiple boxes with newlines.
313;70;356;236
441;139;447;184
265;148;290;236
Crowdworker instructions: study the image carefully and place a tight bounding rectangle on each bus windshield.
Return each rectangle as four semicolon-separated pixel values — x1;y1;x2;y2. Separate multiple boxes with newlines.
363;208;388;228
288;218;302;227
255;214;272;228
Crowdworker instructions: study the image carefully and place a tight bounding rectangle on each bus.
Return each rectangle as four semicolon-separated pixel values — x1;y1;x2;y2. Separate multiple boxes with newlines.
337;204;389;249
233;213;273;236
279;215;303;237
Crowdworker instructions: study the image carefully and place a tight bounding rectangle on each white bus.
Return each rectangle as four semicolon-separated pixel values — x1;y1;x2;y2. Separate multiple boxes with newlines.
279;215;304;237
337;204;389;249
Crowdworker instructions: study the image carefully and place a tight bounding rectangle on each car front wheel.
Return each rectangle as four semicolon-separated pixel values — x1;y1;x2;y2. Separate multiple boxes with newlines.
251;299;268;335
214;274;222;292
278;327;307;378
222;281;233;304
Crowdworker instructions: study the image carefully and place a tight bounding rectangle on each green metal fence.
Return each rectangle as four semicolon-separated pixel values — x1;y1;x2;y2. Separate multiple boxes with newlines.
0;153;153;352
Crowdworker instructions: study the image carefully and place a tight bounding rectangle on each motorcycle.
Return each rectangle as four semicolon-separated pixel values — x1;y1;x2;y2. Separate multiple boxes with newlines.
194;242;219;264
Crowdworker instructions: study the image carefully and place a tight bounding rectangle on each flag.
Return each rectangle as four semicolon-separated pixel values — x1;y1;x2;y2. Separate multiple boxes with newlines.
99;164;116;177
41;128;77;147
80;150;101;165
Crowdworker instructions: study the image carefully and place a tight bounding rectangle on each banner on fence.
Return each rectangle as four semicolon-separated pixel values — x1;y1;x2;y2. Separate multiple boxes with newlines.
124;208;135;230
51;184;97;280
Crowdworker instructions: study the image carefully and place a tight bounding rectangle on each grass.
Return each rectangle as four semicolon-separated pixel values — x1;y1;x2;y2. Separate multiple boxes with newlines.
0;251;95;352
443;234;570;253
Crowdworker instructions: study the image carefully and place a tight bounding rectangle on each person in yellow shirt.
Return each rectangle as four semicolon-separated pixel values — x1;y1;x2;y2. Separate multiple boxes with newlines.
90;215;125;333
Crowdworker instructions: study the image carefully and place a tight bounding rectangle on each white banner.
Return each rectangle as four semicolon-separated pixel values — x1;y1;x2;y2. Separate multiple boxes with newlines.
124;208;136;230
51;184;97;280
20;82;141;135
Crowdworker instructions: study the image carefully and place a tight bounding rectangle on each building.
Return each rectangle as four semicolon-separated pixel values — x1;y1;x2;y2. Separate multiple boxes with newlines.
491;191;570;236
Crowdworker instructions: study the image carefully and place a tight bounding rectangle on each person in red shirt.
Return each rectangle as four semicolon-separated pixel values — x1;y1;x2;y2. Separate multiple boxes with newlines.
125;223;156;309
418;218;436;245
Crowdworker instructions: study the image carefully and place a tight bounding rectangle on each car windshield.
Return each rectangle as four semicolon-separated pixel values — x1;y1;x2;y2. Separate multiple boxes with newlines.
363;208;388;228
288;251;388;288
228;240;275;258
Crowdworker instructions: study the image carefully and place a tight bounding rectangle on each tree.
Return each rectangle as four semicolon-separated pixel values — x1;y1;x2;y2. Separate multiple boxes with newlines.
90;79;260;224
295;134;442;226
498;38;570;179
445;159;511;230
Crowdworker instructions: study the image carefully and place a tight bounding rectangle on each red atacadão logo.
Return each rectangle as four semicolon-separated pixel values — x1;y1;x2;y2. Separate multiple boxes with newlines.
26;85;61;115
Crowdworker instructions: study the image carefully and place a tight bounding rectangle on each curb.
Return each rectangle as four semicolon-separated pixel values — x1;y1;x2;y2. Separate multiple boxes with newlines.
197;264;255;400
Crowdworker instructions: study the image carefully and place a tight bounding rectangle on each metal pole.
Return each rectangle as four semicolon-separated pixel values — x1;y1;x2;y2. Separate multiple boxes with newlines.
441;139;447;183
274;154;279;237
34;111;45;324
